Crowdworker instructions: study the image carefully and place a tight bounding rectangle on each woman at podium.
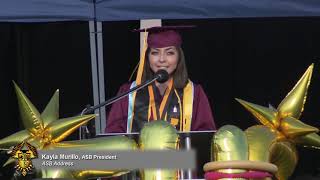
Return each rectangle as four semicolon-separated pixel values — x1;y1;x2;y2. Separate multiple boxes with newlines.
105;26;216;133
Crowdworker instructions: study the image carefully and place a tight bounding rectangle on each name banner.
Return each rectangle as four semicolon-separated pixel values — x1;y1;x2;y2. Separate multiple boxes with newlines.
32;150;196;170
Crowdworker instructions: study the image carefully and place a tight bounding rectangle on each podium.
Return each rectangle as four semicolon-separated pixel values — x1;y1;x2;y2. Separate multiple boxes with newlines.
96;130;216;179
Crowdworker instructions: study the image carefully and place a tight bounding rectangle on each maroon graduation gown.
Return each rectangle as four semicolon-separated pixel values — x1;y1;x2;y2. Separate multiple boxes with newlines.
105;82;216;133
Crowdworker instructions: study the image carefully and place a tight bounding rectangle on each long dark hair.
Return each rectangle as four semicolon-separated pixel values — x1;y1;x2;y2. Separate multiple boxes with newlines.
141;47;189;89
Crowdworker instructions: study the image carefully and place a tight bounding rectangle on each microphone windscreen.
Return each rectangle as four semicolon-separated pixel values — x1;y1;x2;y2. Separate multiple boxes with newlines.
155;70;169;83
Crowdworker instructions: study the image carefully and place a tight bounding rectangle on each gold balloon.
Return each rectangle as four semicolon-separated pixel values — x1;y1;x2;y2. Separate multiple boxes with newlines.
38;169;74;179
294;133;320;149
235;64;319;179
0;130;30;148
0;83;137;179
39;169;129;180
236;64;319;148
236;99;279;129
74;170;129;179
212;125;248;175
14;82;44;133
281;116;318;139
269;141;298;180
245;125;278;162
139;120;179;150
0;82;96;150
46;136;137;151
277;64;313;119
139;120;179;180
212;125;248;162
208;125;280;180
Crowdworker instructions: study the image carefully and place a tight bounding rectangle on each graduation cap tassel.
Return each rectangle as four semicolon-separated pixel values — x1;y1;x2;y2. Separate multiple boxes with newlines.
136;30;148;85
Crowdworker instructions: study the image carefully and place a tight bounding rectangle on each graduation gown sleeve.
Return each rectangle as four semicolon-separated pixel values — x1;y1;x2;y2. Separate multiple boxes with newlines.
105;83;130;133
190;84;216;131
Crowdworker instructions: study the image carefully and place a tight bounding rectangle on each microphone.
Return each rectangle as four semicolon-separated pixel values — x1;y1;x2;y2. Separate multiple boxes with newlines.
81;70;170;115
155;69;169;83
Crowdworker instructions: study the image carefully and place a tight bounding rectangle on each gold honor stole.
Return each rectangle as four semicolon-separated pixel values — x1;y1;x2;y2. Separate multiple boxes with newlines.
127;80;194;133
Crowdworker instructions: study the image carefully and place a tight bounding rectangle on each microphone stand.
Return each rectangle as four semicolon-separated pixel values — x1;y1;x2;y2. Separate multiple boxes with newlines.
79;76;161;140
183;133;192;179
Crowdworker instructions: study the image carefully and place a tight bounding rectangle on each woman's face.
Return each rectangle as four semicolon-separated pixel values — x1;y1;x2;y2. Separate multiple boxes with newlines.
148;46;179;75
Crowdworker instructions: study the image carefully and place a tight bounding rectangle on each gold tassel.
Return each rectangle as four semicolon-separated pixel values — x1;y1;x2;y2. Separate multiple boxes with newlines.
136;30;148;85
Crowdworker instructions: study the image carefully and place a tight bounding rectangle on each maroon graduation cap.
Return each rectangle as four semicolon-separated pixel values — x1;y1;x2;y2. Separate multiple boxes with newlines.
133;25;195;48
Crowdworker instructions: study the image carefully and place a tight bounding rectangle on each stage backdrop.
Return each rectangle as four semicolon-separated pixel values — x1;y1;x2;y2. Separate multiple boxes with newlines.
1;17;320;179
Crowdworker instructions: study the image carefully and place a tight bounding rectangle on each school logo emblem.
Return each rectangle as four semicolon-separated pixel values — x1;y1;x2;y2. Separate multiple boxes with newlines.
10;141;38;176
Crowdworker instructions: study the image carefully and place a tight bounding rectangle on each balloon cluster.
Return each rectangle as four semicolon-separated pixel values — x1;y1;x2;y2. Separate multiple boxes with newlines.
204;64;319;180
0;83;137;179
235;64;319;179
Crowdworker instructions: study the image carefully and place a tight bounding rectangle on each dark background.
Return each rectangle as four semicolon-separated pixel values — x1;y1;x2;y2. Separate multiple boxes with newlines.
0;18;319;179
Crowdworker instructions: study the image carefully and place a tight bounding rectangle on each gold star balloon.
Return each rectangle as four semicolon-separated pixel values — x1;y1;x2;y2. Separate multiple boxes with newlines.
0;82;137;179
0;82;96;150
0;82;97;166
236;64;319;148
235;64;320;179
